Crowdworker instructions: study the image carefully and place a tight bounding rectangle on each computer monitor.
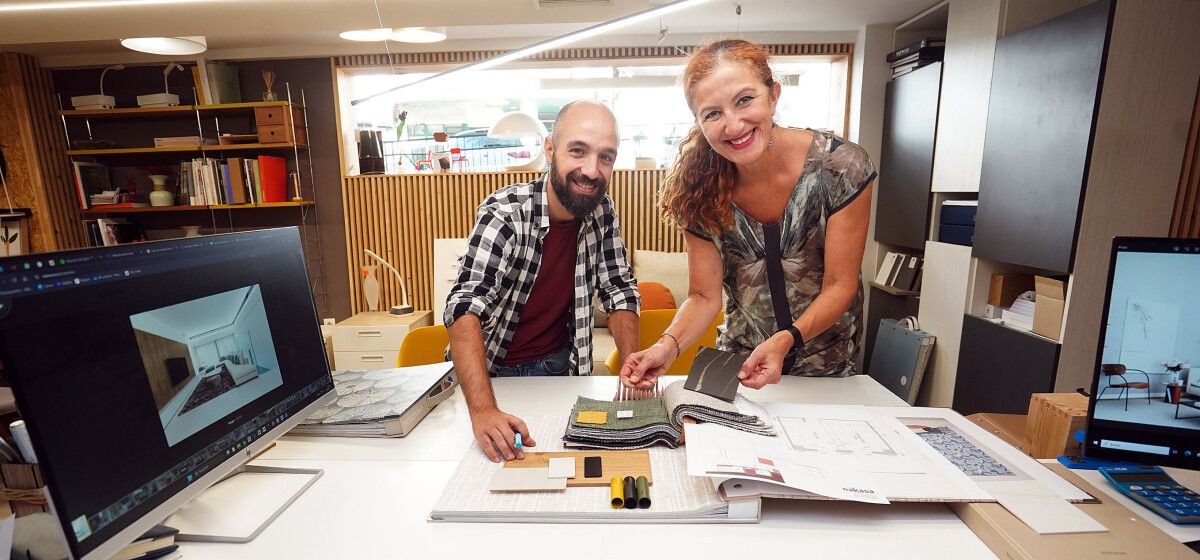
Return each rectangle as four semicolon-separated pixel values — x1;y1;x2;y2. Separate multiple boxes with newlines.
0;228;334;560
1084;236;1200;469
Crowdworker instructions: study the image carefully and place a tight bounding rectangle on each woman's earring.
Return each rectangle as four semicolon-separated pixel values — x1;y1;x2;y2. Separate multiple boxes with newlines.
708;147;714;168
768;123;776;148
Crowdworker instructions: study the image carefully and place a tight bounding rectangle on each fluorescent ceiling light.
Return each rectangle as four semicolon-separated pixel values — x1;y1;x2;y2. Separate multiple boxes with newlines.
391;27;447;43
339;28;394;42
350;0;711;106
120;35;207;55
0;0;222;12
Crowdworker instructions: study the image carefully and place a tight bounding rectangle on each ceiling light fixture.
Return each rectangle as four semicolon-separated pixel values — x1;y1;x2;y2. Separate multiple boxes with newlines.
391;27;446;43
350;0;711;106
339;28;394;42
0;0;223;12
120;35;207;55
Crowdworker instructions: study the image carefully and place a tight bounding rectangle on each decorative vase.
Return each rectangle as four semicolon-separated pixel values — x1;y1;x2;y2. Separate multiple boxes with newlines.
181;225;201;238
148;174;174;206
262;90;278;101
361;265;380;312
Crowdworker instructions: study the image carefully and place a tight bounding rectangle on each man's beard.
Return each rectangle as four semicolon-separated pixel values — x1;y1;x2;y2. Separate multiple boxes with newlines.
549;158;607;218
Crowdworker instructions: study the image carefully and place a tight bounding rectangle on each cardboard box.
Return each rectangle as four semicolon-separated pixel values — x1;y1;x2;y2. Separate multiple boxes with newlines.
951;463;1197;560
989;273;1033;307
966;413;1031;456
1032;276;1067;340
1025;392;1088;459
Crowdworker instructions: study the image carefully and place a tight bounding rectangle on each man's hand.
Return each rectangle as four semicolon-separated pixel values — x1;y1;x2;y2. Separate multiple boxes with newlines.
470;407;535;462
737;333;790;389
620;342;675;389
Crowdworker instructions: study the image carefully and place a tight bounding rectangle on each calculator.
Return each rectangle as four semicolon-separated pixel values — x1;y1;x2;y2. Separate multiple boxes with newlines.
1099;465;1200;524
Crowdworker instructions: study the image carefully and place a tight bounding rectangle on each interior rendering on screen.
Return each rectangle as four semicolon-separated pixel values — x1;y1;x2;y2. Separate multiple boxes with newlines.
1094;249;1200;431
131;285;282;446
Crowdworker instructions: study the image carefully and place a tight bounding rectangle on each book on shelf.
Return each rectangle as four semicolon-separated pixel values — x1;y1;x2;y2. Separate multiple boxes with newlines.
72;161;111;210
191;65;207;105
291;363;457;437
874;251;902;285
889;47;944;68
258;155;287;203
886;37;946;62
891;59;938;78
153;136;215;148
204;61;242;104
228;158;248;204
249;159;264;203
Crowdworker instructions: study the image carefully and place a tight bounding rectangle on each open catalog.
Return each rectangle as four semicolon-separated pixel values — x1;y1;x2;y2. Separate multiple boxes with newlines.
686;404;1093;507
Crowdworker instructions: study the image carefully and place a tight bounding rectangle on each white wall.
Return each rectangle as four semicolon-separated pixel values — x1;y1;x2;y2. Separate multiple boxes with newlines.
849;23;895;338
129;313;187;343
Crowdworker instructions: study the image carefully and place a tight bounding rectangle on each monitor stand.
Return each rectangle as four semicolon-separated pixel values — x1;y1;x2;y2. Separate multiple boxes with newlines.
164;465;322;543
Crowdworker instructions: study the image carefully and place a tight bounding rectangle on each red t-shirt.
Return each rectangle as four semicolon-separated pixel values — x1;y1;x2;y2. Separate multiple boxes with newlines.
502;218;581;364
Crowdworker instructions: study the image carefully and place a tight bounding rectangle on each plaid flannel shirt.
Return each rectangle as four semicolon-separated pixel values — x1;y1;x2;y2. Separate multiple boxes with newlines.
444;176;639;376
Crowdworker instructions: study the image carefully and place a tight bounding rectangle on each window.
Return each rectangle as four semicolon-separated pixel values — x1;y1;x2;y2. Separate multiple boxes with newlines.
341;57;846;174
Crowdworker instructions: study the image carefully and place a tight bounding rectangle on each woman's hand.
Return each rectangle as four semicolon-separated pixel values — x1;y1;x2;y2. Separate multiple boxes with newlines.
620;342;676;389
737;332;791;388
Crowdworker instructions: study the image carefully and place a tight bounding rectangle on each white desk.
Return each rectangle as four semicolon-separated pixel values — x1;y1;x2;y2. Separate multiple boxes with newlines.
179;375;1000;559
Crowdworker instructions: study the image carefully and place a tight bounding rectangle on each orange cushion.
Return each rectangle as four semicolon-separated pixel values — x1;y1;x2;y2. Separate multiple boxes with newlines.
638;282;676;310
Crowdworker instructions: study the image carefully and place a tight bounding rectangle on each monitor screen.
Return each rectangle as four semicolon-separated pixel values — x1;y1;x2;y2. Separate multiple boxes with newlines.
0;228;334;559
1084;237;1200;469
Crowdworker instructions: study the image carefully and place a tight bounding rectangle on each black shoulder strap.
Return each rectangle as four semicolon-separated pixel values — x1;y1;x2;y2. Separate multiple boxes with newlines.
761;222;797;375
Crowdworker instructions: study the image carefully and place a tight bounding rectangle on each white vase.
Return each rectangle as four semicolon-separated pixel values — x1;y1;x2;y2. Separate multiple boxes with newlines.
362;265;380;311
181;225;201;238
148;174;174;206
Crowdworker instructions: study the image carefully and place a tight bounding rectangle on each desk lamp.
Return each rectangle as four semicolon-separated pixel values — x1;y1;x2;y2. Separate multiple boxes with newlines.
136;63;184;108
488;112;548;171
71;64;125;110
365;249;414;315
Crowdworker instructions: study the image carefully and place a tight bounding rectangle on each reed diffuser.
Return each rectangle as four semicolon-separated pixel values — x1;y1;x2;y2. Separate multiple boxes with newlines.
261;70;278;101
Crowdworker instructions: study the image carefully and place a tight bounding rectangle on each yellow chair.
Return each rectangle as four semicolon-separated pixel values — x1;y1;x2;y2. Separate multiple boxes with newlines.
603;309;723;376
396;324;450;367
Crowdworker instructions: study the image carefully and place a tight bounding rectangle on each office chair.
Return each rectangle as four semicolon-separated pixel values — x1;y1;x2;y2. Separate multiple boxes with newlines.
397;325;450;367
603;309;723;376
1097;363;1151;411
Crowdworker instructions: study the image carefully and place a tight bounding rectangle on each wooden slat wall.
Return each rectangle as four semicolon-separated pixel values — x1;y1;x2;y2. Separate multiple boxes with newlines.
342;169;678;314
333;43;853;69
1171;84;1200;238
1;53;86;251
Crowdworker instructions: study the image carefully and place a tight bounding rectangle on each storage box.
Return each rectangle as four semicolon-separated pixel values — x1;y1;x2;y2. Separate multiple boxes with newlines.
1032;276;1067;340
1024;392;1087;459
951;463;1197;560
254;105;308;146
988;273;1033;307
966;413;1031;455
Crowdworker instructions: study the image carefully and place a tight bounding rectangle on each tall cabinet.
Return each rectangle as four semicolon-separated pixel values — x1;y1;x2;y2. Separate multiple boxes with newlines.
953;0;1200;414
868;0;1199;412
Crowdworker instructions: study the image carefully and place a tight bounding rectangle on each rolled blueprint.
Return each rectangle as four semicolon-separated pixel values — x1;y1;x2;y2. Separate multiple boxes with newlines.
635;475;651;509
610;477;624;509
623;476;636;509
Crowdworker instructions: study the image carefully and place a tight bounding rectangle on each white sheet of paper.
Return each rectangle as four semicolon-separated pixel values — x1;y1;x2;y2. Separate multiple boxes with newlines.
548;457;576;479
488;467;567;492
989;483;1108;534
0;514;13;557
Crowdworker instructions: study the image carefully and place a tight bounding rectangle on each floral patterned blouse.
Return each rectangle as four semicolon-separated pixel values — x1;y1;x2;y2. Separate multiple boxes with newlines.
689;129;877;377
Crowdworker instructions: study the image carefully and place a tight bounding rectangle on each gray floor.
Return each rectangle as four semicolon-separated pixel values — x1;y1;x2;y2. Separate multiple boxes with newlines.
1095;396;1200;431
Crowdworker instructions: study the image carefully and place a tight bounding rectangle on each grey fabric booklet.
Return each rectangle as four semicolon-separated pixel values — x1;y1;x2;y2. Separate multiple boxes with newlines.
563;381;776;449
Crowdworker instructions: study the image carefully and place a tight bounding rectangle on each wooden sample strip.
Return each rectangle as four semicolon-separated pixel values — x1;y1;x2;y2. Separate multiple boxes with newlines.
505;450;653;487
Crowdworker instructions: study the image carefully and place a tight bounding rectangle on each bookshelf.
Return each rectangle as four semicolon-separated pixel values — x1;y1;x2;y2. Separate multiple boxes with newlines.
59;93;316;228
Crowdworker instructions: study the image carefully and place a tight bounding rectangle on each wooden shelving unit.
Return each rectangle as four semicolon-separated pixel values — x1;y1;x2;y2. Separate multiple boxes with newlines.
58;100;303;118
66;143;309;156
80;200;314;216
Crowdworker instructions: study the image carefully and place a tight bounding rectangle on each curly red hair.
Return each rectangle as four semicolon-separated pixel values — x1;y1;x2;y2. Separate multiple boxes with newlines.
660;39;774;236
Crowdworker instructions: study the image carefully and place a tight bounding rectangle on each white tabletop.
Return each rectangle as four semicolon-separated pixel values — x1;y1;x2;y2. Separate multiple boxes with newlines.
178;375;1000;559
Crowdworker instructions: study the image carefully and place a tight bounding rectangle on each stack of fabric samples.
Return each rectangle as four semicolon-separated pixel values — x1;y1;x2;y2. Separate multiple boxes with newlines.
563;381;775;449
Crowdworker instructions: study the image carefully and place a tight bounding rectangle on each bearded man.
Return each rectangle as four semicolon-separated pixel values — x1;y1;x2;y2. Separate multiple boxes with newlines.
444;100;640;462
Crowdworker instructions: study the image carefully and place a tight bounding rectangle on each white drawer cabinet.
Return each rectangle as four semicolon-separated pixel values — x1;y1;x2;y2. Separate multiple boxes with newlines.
330;311;432;370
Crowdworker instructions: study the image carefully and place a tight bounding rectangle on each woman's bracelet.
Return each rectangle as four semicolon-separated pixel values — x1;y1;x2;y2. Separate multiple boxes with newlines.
659;332;682;360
